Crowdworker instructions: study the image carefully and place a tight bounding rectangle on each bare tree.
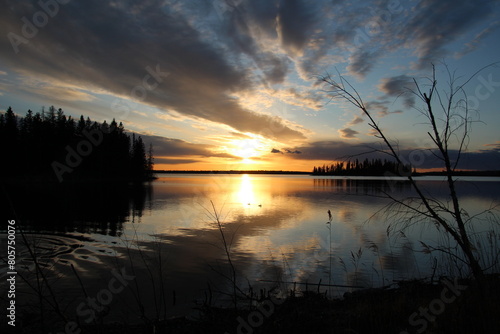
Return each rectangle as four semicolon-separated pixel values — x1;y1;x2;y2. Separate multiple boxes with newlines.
319;64;499;283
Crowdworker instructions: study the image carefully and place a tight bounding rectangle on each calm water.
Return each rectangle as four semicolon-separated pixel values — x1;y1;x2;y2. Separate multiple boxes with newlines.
2;174;499;323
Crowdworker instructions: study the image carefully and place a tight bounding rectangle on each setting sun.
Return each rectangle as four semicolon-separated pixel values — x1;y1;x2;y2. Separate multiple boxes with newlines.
2;1;500;332
230;138;263;159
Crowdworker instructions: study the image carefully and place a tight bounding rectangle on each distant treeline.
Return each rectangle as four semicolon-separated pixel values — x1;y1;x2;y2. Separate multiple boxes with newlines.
312;158;413;176
0;106;154;182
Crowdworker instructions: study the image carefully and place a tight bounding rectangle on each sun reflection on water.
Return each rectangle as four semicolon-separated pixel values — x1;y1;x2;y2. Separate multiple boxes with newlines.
237;174;256;207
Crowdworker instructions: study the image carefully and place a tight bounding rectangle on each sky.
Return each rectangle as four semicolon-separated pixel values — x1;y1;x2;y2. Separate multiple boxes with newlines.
1;0;500;171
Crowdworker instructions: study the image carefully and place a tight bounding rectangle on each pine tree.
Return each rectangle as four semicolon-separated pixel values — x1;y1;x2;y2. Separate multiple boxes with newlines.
1;106;154;181
147;143;154;173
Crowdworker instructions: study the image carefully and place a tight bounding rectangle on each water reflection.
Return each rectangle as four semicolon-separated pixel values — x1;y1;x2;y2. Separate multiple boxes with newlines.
5;174;499;325
313;177;412;194
2;181;152;236
237;174;256;207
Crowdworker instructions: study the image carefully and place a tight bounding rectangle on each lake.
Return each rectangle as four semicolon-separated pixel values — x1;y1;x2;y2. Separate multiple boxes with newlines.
2;174;499;326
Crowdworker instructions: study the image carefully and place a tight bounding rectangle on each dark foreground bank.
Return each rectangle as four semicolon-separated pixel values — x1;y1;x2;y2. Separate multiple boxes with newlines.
6;274;496;334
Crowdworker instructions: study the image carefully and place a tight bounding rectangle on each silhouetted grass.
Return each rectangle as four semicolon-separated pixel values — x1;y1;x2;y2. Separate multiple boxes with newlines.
23;274;497;334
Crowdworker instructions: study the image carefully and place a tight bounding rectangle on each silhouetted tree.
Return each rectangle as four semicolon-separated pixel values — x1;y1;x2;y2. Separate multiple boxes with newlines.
0;106;154;182
312;158;411;176
319;64;498;285
147;143;154;178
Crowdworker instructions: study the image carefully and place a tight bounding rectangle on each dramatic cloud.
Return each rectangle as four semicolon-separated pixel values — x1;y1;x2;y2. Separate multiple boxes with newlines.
326;0;500;77
276;0;318;56
0;0;306;142
399;0;496;69
3;0;497;88
1;0;498;169
217;1;292;85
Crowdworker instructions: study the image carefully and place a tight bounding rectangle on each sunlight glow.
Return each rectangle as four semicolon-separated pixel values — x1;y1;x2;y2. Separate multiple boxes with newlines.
237;174;256;207
231;138;262;159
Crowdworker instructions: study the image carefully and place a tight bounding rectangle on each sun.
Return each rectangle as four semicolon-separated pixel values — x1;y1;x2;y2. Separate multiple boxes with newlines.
231;138;262;160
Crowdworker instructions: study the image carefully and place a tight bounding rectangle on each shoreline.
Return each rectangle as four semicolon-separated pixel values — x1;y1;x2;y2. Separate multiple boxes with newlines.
154;169;500;177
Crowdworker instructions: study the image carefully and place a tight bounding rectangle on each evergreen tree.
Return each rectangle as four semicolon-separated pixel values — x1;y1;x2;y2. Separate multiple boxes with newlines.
312;158;412;176
147;143;154;176
0;105;154;181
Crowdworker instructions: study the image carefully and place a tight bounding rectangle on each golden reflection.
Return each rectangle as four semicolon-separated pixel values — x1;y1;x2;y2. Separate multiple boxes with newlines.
237;174;256;207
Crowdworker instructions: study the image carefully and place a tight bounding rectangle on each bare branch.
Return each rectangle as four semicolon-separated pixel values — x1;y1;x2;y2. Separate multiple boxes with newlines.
318;63;499;281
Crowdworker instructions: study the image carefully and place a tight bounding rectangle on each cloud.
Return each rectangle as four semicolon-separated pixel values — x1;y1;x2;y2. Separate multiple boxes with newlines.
357;75;419;117
347;50;381;79
364;101;389;117
378;75;416;109
348;115;364;126
1;0;498;157
229;131;254;140
155;158;202;165
328;0;499;77
40;86;95;102
339;127;359;139
218;0;328;84
2;0;496;112
394;147;500;170
270;87;324;110
455;20;500;58
271;140;500;170
399;0;496;69
0;0;306;142
259;54;291;84
270;147;302;155
138;134;235;159
1;75;97;102
218;3;292;85
483;141;500;151
132;110;148;117
282;140;384;161
276;0;319;56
